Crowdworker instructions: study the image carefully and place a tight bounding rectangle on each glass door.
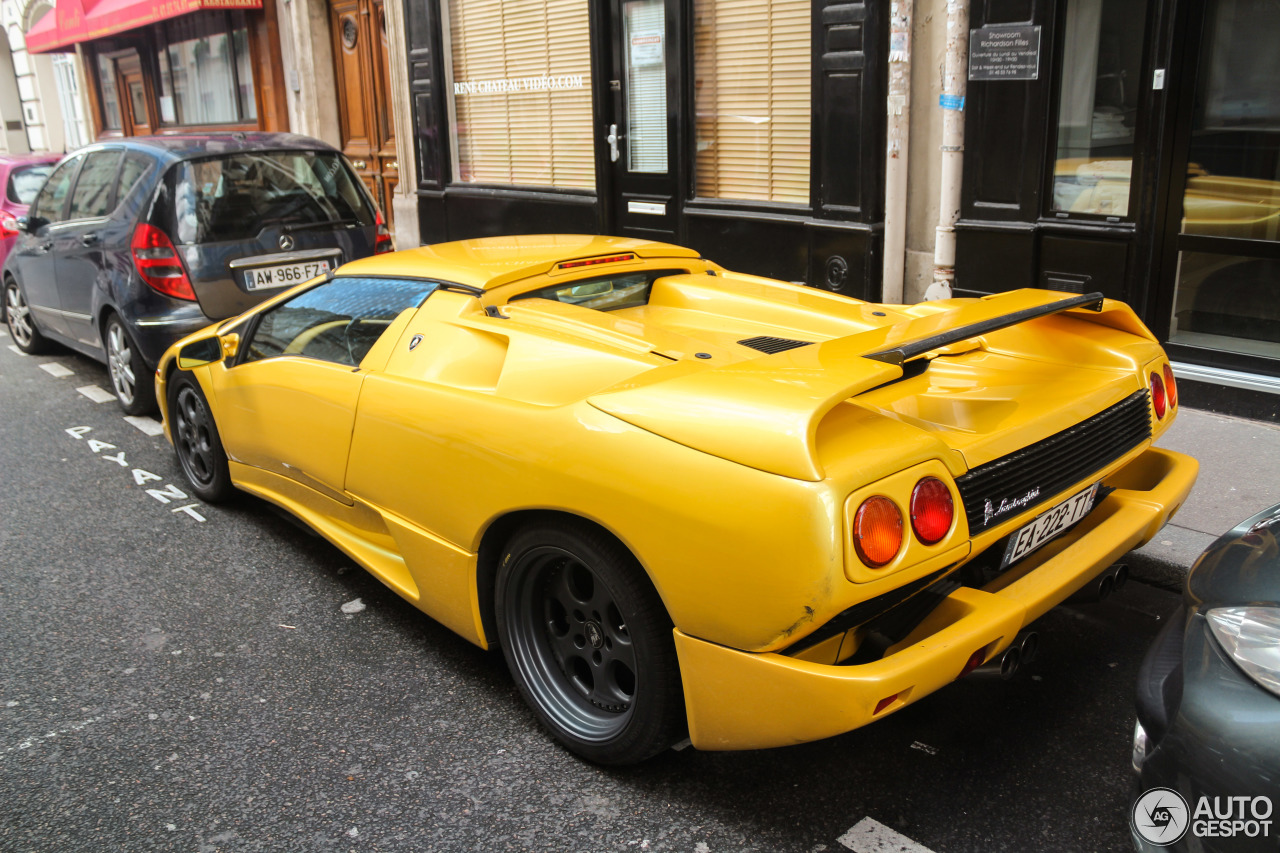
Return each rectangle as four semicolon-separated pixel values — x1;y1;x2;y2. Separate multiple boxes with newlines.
605;0;678;241
1163;0;1280;365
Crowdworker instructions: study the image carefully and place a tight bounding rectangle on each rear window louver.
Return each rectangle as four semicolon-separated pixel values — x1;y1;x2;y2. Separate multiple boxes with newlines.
738;336;813;354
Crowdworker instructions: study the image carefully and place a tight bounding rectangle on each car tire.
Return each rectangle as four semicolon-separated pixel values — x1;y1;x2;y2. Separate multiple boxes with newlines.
4;277;50;354
104;314;157;415
168;372;234;503
495;520;686;765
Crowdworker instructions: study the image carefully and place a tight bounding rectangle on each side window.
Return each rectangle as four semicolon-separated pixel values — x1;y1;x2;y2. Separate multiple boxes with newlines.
67;150;124;220
115;153;153;208
243;276;438;367
30;157;80;225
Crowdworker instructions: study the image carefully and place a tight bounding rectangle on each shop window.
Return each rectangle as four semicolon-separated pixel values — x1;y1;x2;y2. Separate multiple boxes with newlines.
97;55;122;132
1049;0;1147;217
1168;0;1280;359
445;0;594;190
692;0;810;205
155;11;257;126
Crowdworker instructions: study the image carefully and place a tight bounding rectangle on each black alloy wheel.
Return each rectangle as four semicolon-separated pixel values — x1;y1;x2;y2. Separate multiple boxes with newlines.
496;522;685;765
4;278;49;354
168;373;233;502
104;314;156;415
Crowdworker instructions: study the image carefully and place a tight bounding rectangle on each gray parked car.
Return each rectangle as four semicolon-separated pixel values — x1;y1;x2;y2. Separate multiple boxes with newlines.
1131;503;1280;851
2;133;390;413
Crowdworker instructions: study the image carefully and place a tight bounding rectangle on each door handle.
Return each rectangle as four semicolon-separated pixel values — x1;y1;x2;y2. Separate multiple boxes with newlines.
38;242;51;253
81;233;99;247
353;160;367;170
606;124;620;163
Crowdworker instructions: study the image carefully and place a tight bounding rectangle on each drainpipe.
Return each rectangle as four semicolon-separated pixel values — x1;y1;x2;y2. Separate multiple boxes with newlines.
881;0;912;304
925;0;970;301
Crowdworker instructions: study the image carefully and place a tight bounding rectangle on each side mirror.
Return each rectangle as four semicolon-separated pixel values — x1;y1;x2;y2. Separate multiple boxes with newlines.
177;333;238;368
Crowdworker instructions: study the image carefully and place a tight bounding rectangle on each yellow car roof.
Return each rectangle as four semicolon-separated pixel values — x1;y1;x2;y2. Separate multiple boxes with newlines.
337;234;703;291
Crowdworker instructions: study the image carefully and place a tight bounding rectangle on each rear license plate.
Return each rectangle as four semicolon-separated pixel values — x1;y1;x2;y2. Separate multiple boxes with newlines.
242;259;331;291
1001;483;1100;567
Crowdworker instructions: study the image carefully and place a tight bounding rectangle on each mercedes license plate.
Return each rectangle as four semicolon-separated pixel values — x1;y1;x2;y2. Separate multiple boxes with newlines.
243;259;331;291
1001;483;1100;568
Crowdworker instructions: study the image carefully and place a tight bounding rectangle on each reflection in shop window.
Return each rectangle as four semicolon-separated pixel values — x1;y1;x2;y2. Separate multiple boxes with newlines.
693;0;810;204
1169;0;1280;359
155;11;256;126
445;0;594;190
97;55;122;131
1050;0;1146;217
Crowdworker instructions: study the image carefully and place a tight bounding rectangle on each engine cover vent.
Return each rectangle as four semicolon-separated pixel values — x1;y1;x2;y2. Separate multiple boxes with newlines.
738;336;814;354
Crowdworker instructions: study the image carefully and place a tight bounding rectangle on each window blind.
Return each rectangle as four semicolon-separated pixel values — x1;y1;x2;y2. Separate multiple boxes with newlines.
447;0;594;190
693;0;811;204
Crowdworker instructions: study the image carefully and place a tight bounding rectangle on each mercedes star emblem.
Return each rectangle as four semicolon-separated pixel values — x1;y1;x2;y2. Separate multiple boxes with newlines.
279;234;295;251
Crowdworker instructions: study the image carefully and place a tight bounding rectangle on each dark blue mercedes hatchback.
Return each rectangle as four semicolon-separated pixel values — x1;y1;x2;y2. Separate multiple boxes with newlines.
2;133;390;413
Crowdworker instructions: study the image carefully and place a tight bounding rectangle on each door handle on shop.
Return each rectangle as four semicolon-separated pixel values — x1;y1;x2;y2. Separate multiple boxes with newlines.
606;124;619;163
353;160;367;170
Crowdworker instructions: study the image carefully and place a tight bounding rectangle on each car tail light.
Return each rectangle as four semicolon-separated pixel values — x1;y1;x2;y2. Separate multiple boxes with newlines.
132;224;196;301
374;210;393;254
0;210;19;239
910;477;954;544
1163;363;1177;409
1151;371;1167;419
853;496;904;567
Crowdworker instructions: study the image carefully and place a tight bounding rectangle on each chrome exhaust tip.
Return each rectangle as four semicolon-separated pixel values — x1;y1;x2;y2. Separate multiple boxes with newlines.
971;630;1038;680
1067;563;1128;604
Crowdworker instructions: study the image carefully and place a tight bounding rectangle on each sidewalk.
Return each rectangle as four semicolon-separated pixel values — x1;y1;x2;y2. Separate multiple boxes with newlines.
1126;407;1280;588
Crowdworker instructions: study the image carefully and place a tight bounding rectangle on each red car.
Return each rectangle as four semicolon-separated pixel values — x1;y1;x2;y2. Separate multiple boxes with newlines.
0;152;62;268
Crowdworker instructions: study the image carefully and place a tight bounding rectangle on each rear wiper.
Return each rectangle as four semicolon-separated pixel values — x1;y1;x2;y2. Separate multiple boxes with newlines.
280;218;360;233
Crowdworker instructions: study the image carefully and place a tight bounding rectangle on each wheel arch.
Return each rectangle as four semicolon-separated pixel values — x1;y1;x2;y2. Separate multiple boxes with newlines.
474;509;664;648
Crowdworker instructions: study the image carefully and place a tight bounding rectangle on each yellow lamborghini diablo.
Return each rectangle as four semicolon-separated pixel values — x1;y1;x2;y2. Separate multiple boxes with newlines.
157;234;1198;764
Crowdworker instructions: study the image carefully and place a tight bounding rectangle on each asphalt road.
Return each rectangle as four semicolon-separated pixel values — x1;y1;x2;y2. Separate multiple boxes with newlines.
0;328;1180;853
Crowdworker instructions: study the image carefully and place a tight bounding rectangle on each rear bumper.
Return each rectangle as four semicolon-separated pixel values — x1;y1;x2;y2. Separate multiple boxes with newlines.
676;445;1199;751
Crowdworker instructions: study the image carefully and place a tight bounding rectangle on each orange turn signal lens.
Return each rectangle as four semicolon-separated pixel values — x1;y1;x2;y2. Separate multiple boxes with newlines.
910;477;954;545
854;496;904;568
1163;363;1177;409
1151;372;1167;419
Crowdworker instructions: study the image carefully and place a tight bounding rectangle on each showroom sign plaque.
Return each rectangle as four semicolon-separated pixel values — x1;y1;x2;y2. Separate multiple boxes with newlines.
968;25;1042;80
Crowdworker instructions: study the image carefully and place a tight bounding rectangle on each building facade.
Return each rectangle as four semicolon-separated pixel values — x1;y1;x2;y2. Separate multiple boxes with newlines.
385;0;1278;418
13;0;1278;417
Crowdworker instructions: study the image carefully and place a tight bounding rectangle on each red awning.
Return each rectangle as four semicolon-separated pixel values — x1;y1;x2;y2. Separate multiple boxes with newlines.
26;0;262;54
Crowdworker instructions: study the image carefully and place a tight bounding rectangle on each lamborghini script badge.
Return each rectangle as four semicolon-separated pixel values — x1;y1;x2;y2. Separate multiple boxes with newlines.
408;334;423;351
983;488;1041;526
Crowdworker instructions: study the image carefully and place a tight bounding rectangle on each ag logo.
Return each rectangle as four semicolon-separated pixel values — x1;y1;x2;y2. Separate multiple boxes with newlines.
1133;787;1190;846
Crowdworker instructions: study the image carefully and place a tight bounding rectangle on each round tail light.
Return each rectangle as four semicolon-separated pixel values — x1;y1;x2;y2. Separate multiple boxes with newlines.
1163;363;1177;409
854;496;904;567
910;477;954;544
1151;372;1167;419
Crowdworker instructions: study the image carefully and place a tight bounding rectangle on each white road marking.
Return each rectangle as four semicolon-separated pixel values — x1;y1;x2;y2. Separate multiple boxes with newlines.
8;344;28;356
77;385;117;403
2;716;106;757
39;362;74;377
124;415;165;437
838;818;936;853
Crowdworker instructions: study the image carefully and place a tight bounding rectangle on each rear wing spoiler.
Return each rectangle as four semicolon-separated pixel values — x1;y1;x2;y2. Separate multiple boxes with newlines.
865;291;1104;366
590;290;1114;481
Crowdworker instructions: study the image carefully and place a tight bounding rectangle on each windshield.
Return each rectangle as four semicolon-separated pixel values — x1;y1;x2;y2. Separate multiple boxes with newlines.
8;163;56;206
165;150;375;243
